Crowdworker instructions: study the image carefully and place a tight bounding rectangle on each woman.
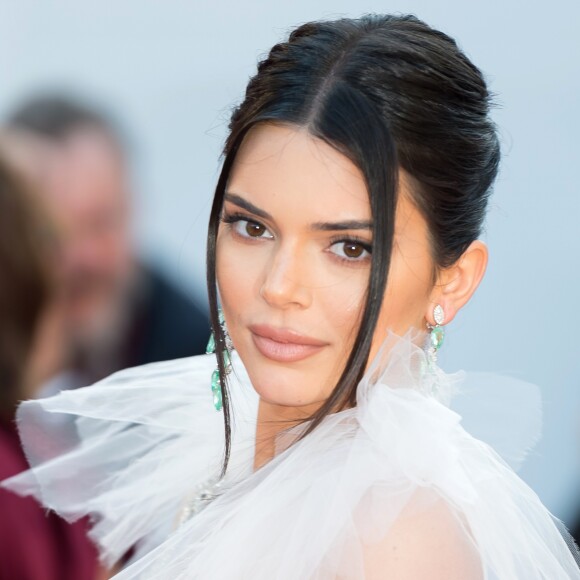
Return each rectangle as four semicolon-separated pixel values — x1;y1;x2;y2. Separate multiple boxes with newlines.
3;14;580;578
0;154;105;579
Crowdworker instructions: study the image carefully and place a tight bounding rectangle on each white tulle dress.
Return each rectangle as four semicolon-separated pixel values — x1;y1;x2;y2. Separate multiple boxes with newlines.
2;329;579;579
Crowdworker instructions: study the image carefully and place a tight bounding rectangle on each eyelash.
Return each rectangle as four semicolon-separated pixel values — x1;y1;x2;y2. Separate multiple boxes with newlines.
220;211;372;264
327;235;372;263
221;212;273;239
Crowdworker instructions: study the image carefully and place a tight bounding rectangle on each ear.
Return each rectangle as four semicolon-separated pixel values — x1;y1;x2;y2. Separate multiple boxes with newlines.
427;240;488;326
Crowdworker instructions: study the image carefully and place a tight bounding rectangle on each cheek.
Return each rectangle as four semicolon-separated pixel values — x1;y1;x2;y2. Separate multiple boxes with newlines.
215;230;276;364
369;251;433;361
321;278;366;351
215;232;259;328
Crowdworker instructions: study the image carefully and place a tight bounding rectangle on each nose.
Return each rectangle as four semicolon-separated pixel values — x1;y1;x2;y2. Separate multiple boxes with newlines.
62;234;102;274
259;244;312;310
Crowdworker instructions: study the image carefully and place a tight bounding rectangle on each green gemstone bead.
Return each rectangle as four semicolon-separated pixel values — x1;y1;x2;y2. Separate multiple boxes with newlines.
223;349;230;368
211;368;220;391
206;332;216;354
430;326;445;350
211;368;222;411
213;389;222;411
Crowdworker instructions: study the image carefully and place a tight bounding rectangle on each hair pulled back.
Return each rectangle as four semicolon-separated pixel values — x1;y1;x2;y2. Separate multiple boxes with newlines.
207;14;500;473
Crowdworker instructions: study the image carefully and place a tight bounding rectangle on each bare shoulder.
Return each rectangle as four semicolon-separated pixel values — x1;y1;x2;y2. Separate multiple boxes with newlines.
361;493;483;580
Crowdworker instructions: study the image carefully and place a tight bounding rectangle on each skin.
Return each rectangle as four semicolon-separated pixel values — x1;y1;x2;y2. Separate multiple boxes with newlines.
216;123;488;470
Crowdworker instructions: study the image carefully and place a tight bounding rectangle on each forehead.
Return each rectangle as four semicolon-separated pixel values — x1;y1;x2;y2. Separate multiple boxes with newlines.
27;130;128;224
228;123;425;237
228;123;371;221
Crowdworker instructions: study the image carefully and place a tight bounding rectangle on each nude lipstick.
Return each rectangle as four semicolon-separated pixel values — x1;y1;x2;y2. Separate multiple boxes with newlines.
249;324;328;363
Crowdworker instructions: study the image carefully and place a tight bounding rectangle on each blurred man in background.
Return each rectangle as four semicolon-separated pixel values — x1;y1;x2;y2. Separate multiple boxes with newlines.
1;94;209;391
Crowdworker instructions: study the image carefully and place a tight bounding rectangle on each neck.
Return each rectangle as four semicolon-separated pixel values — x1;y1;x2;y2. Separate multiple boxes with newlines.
253;398;321;471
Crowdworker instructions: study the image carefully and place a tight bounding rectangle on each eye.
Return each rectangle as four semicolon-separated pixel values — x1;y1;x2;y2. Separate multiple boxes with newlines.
329;239;371;261
230;217;274;240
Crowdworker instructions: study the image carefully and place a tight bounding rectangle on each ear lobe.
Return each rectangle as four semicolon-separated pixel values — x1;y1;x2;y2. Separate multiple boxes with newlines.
429;241;488;326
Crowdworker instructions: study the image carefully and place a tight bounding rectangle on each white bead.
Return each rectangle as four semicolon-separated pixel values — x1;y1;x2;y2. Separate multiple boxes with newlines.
433;304;445;326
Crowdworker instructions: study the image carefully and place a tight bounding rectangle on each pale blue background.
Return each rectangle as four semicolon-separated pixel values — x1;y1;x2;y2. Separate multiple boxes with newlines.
1;0;578;523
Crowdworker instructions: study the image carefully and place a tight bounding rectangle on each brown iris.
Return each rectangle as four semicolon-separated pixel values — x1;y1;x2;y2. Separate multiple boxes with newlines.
246;222;266;237
343;242;365;258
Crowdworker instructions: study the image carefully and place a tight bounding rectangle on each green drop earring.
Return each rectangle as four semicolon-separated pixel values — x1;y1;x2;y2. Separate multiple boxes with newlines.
425;304;445;370
206;308;233;412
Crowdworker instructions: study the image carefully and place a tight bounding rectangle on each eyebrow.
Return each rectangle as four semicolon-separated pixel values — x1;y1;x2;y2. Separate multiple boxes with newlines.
224;192;373;232
225;193;271;220
311;219;373;231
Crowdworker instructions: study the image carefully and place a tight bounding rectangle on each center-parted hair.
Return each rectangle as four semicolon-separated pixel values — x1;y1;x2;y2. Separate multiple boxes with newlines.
206;14;500;473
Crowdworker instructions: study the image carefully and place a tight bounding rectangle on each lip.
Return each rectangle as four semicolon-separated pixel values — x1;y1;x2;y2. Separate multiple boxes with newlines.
249;324;328;363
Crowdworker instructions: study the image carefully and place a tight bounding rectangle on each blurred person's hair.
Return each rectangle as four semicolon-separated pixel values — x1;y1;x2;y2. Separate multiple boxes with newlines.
5;93;127;154
0;155;55;414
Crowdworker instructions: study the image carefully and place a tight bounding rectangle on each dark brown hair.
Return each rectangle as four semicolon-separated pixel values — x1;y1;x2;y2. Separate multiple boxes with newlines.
0;155;54;414
207;14;500;474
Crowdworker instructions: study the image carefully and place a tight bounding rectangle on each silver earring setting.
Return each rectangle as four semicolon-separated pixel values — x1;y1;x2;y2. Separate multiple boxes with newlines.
425;304;445;370
206;308;233;412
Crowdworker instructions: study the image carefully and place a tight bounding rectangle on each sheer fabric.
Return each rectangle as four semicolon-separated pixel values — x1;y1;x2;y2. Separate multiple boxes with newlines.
2;329;579;578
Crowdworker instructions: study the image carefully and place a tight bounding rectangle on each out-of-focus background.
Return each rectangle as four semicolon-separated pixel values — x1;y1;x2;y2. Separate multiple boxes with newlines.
0;0;578;541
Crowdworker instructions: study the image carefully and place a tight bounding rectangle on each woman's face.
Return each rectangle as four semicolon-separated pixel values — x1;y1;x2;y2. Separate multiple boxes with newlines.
217;123;436;416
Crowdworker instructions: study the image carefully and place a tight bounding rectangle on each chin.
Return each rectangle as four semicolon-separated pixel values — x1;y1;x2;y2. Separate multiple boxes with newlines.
244;363;329;409
69;300;121;344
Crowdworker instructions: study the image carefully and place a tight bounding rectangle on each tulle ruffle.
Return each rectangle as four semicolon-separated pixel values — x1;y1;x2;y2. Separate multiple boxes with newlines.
2;329;579;578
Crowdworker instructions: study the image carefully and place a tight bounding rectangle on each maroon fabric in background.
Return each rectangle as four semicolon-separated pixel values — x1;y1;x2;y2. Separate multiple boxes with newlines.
0;417;101;580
